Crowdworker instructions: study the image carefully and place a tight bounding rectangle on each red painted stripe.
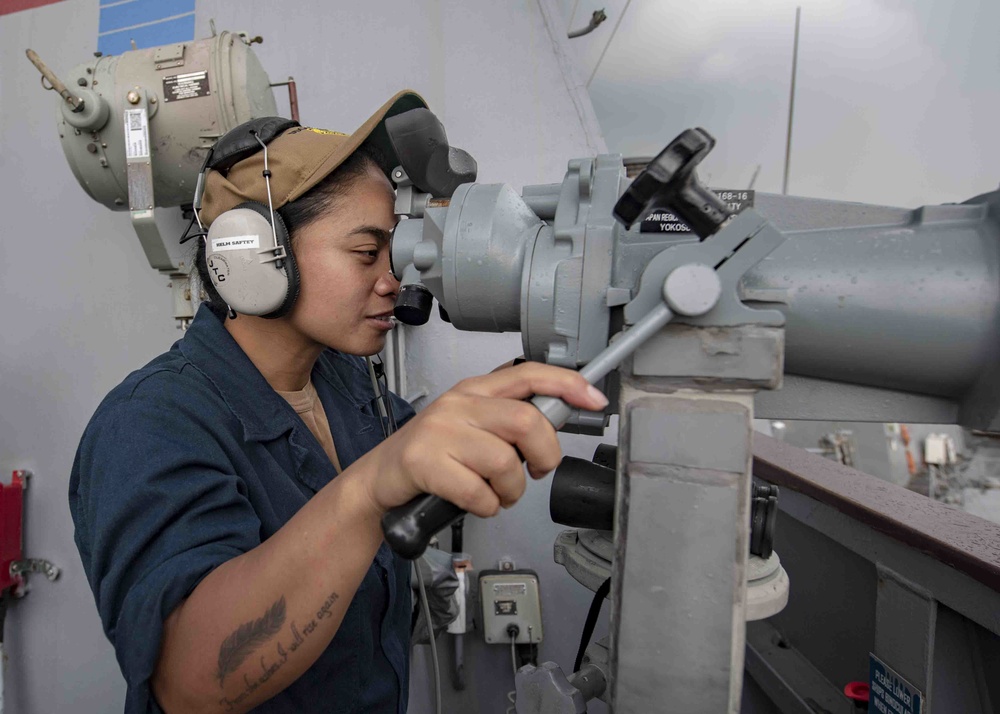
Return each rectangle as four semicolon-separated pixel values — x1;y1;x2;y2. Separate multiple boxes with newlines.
0;0;64;16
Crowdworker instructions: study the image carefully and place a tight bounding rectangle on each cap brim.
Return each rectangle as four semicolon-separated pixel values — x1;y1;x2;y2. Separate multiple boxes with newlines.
285;90;428;204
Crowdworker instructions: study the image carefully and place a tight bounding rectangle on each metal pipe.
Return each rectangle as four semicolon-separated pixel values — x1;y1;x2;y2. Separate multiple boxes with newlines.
568;9;608;39
782;7;801;195
286;78;299;123
531;301;675;428
449;519;466;691
25;49;84;112
269;77;299;123
587;0;633;87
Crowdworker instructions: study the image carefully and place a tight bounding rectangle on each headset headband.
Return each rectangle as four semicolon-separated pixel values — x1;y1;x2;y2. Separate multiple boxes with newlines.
208;117;300;174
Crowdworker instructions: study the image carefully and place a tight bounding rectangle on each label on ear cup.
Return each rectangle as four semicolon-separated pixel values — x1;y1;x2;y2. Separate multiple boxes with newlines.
207;255;231;285
211;234;260;252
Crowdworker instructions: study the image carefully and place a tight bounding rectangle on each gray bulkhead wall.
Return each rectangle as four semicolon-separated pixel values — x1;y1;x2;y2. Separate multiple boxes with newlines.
1;2;184;712
0;1;608;712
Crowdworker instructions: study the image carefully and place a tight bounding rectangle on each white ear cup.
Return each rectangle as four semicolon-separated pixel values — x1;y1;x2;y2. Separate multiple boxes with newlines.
206;208;290;316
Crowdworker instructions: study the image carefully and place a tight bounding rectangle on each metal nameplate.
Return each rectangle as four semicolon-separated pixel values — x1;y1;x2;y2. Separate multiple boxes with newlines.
641;189;755;234
163;71;211;102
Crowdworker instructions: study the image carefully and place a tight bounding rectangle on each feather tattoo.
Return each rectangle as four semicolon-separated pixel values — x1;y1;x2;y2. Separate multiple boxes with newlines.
216;596;287;687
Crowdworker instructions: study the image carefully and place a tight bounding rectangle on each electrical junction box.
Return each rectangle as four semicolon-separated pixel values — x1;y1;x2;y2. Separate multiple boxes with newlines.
924;433;956;465
479;569;543;645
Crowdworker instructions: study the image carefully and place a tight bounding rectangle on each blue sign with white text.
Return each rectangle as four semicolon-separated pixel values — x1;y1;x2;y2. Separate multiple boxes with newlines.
869;653;923;714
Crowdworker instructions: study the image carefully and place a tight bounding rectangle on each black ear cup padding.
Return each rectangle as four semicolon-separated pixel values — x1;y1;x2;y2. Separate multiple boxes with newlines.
268;210;300;318
209;117;300;174
230;201;301;318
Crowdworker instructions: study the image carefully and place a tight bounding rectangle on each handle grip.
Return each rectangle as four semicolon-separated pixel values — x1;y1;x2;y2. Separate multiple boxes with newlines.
382;395;573;559
382;493;467;560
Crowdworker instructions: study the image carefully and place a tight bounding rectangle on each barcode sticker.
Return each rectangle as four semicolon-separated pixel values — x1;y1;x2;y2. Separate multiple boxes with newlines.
124;108;149;159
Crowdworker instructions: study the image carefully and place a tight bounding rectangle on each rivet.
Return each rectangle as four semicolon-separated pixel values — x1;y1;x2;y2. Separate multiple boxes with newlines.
126;90;141;104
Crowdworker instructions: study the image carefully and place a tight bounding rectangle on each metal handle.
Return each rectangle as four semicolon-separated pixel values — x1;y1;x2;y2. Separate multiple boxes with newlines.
382;301;679;559
381;393;570;559
25;49;84;111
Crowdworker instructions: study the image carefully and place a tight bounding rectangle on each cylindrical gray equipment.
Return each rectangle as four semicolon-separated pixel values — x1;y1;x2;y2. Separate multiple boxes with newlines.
392;147;1000;426
744;194;1000;399
391;187;540;333
432;182;544;332
52;31;277;210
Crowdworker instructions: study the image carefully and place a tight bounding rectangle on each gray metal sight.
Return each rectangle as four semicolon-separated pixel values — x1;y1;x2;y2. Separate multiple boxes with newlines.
387;118;1000;431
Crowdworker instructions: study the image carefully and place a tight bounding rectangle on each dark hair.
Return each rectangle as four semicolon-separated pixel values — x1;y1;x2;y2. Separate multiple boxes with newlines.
196;142;390;315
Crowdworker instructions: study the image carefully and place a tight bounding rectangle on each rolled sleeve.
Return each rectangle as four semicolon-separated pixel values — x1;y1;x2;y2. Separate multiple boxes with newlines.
70;376;261;713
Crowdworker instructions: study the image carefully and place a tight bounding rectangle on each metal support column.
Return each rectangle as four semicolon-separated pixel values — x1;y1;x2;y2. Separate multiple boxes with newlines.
609;323;783;713
612;390;752;711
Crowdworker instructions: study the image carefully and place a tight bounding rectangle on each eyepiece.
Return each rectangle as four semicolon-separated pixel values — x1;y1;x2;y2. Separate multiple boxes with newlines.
394;283;434;326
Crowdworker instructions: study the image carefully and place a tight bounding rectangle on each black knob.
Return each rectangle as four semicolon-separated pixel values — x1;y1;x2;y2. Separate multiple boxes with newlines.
549;456;615;530
750;483;779;559
394;284;434;326
613;127;733;238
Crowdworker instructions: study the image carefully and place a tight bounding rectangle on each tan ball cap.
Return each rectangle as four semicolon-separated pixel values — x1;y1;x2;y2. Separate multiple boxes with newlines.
199;90;427;225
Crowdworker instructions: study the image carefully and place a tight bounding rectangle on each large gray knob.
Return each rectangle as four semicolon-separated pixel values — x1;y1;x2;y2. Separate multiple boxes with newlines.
663;263;721;317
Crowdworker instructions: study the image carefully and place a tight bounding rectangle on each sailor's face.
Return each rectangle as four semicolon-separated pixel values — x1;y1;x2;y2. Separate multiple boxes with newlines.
287;165;399;355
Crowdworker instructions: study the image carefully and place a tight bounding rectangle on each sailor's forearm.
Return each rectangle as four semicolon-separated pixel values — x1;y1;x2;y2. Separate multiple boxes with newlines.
151;465;385;714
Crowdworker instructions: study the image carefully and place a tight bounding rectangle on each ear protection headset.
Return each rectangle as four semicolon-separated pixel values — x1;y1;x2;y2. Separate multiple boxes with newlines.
186;117;398;434
189;117;302;318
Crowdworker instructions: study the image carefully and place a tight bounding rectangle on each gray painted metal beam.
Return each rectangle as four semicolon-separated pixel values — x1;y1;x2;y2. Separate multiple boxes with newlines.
753;435;1000;637
745;620;852;714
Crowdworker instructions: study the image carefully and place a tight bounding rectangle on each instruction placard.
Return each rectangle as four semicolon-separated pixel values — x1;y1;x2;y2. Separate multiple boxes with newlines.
163;70;210;102
869;653;923;714
640;189;754;234
124;108;149;159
